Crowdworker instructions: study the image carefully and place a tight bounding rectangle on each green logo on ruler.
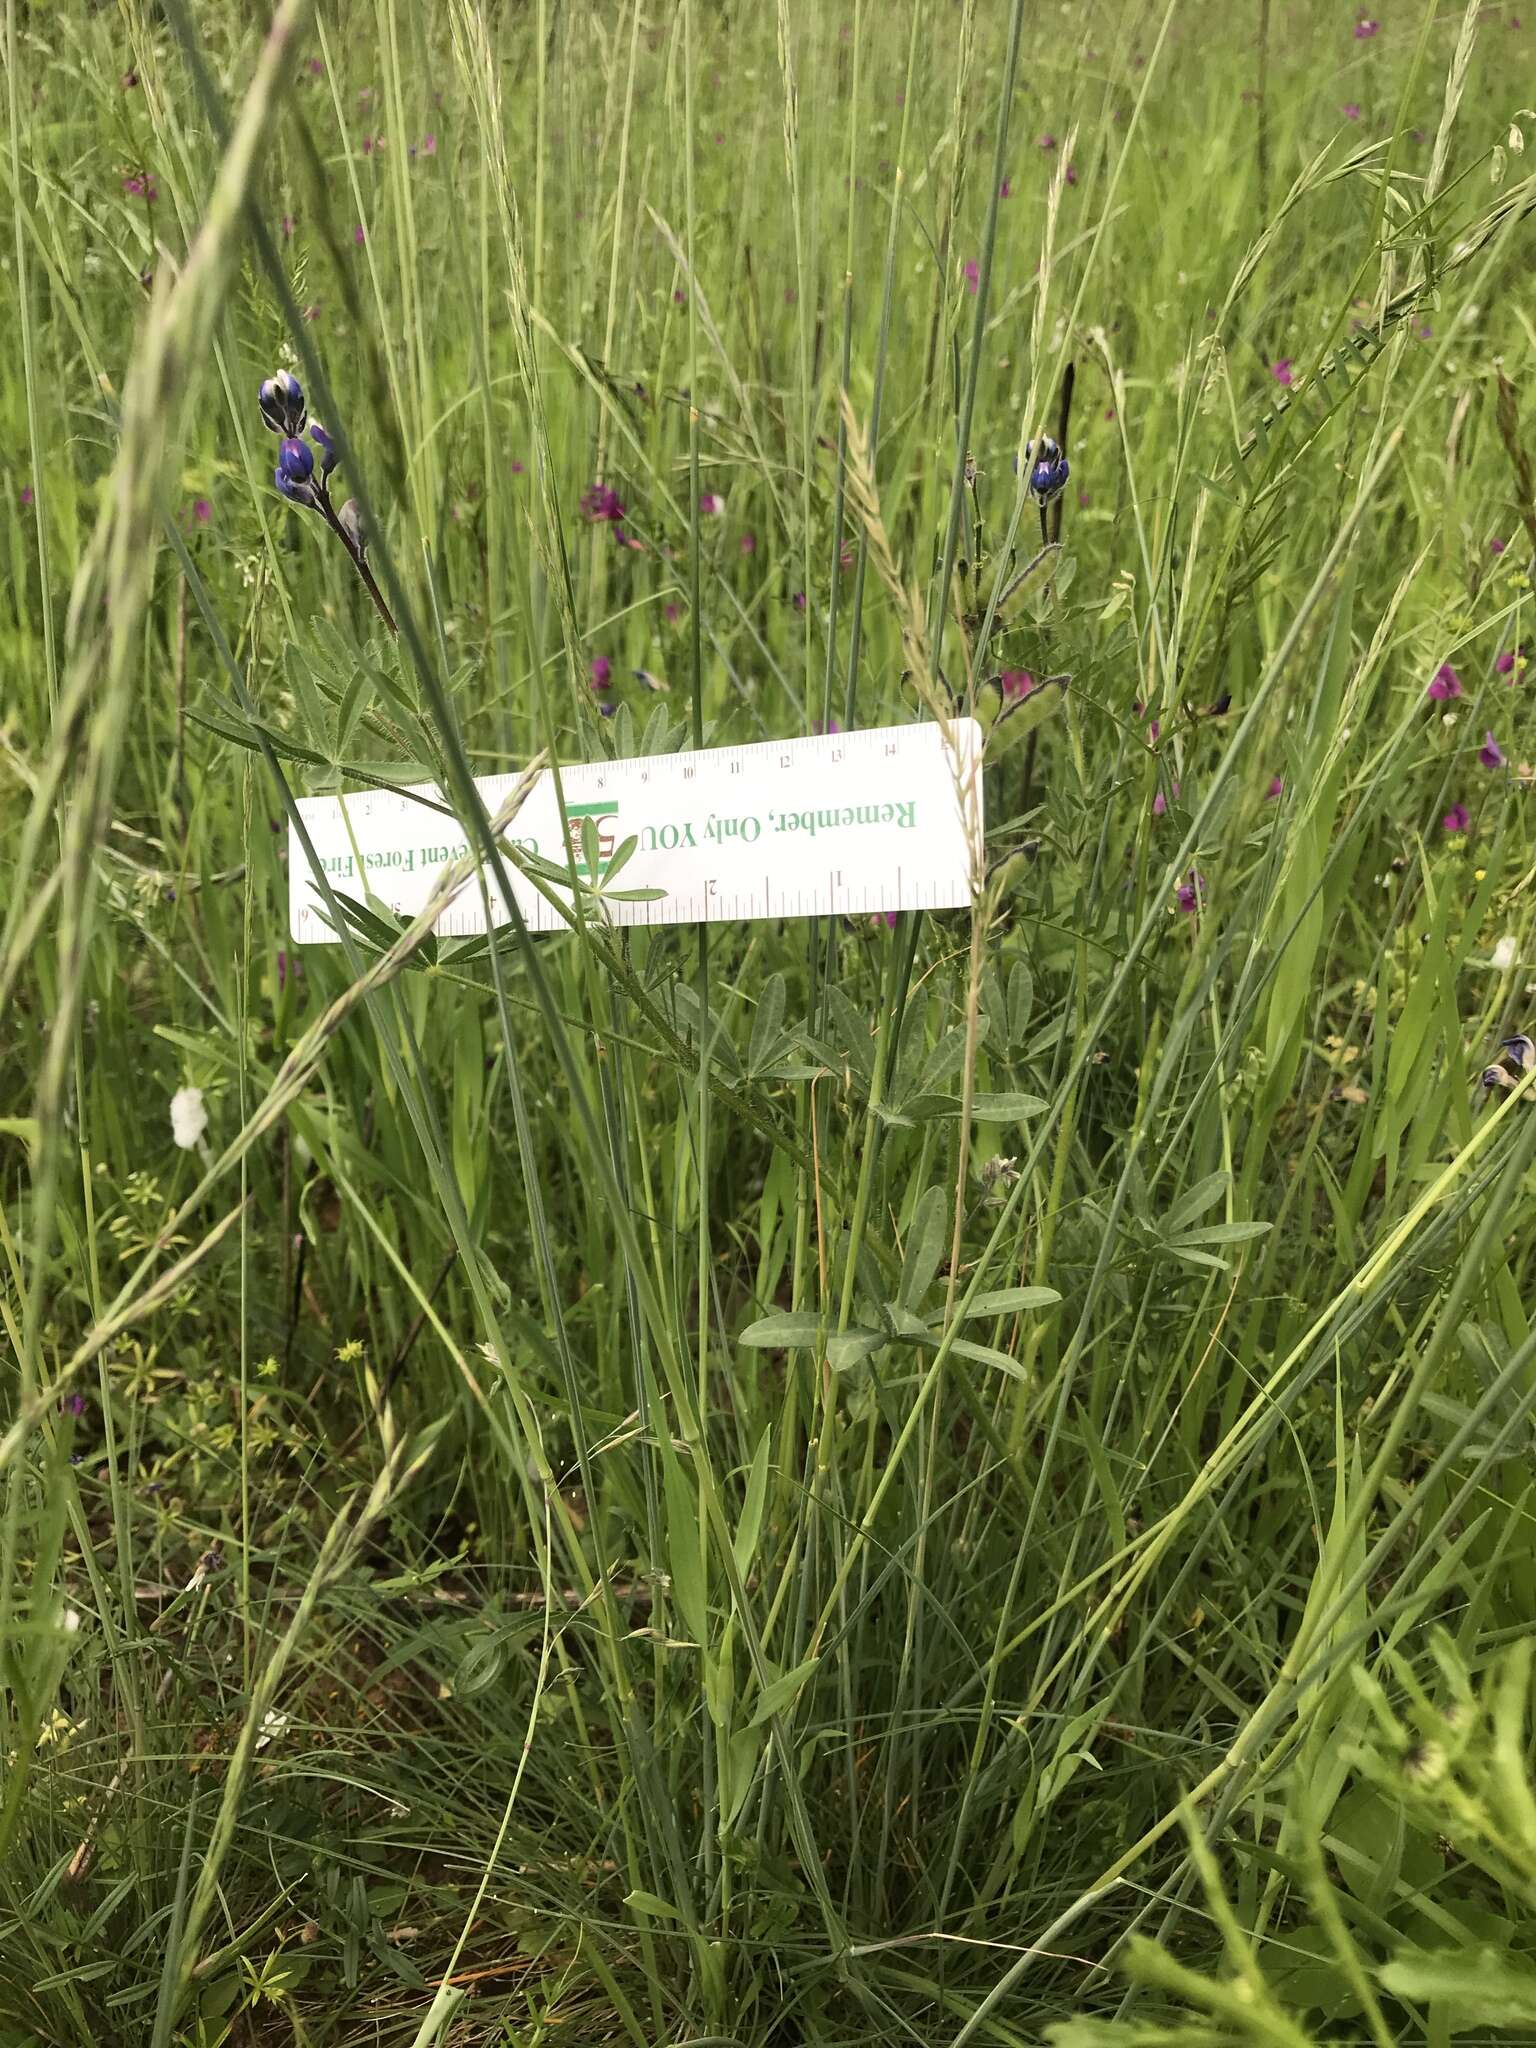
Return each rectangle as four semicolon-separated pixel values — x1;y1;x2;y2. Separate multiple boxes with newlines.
565;799;620;879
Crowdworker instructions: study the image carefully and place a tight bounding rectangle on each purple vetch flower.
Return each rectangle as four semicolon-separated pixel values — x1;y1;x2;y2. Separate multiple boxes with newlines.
353;223;366;245
1497;650;1517;676
1491;538;1507;556
1271;358;1293;386
1000;670;1035;702
192;497;211;525
1039;132;1057;151
1000;176;1013;197
740;531;757;556
1343;102;1362;120
20;483;33;507
1428;664;1462;701
61;1392;86;1417
792;591;806;612
815;717;842;735
1354;16;1379;36
1153;781;1180;816
308;56;324;75
420;133;437;156
698;491;723;516
1065;163;1078;186
963;260;980;295
1442;802;1470;834
580;482;625;525
280;214;296;238
1480;731;1505;769
1176;871;1206;914
590;655;612;689
510;460;525;475
1267;775;1284;799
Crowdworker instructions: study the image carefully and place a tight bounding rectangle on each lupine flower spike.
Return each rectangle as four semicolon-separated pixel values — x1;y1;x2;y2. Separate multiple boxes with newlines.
259;367;396;635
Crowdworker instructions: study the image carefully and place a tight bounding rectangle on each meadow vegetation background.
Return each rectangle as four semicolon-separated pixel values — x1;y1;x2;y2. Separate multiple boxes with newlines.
6;0;1536;2041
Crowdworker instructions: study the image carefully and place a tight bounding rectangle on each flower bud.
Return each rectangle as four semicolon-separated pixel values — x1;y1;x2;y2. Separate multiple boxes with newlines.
1025;434;1070;505
309;419;338;479
258;368;306;436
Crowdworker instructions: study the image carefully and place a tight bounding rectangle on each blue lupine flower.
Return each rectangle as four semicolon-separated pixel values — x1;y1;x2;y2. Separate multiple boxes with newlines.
1026;434;1070;505
258;369;306;437
309;418;338;479
275;434;316;504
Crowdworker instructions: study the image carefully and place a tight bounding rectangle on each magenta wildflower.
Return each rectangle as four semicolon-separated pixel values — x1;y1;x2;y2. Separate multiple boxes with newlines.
1152;780;1181;817
792;591;806;612
1065;163;1078;185
673;287;687;305
1355;16;1379;36
1000;176;1013;198
1176;871;1206;914
580;482;626;524
280;215;296;238
1480;731;1505;769
20;483;33;507
1271;358;1294;387
353;223;365;245
1039;132;1057;151
741;531;757;555
1442;802;1470;834
510;459;525;475
664;602;681;624
1428;664;1462;702
590;655;612;690
1000;669;1035;702
1491;538;1507;555
1267;775;1284;799
420;133;437;156
815;718;842;735
193;497;211;525
1497;650;1516;676
1343;101;1362;120
308;56;324;75
963;259;980;295
122;172;158;200
699;491;723;516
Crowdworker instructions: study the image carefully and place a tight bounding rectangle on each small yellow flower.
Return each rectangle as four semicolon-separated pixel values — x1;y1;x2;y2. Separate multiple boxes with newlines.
335;1339;364;1363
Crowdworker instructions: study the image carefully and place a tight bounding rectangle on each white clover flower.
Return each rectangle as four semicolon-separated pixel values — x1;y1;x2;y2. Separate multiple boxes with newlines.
170;1085;208;1150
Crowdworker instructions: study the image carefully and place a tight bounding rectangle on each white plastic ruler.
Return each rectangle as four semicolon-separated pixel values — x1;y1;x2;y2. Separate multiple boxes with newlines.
288;718;983;943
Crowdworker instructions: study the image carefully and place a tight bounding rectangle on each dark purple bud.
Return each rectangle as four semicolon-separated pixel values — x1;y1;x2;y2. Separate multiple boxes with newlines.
258;369;306;436
309;419;338;479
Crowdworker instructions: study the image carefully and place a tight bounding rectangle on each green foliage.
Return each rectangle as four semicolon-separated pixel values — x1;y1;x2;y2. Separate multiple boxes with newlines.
4;0;1536;2044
